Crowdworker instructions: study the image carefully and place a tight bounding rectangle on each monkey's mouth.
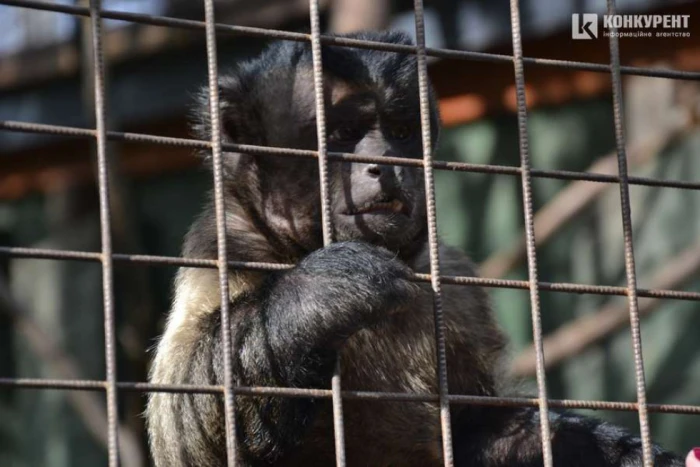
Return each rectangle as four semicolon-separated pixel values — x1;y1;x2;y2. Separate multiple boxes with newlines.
344;199;410;216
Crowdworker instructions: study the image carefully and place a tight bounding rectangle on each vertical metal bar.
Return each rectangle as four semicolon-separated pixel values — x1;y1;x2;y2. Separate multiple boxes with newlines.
308;1;347;465
87;0;119;466
411;2;454;465
606;1;653;465
308;0;333;244
202;0;238;465
508;1;554;465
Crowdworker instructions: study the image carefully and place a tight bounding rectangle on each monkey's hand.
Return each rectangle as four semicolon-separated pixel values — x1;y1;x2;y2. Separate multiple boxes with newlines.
287;240;419;321
263;240;419;363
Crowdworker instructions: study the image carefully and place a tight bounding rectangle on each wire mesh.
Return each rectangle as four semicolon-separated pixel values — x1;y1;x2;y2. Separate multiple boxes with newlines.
0;0;699;466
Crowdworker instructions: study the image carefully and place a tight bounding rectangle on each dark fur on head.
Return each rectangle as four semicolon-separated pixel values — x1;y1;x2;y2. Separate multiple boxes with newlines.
146;30;683;467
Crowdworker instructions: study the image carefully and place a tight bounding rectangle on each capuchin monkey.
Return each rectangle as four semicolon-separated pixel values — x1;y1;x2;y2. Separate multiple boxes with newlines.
146;31;682;467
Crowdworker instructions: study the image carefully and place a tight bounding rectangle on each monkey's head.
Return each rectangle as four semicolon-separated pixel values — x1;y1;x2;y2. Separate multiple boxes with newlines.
194;31;440;257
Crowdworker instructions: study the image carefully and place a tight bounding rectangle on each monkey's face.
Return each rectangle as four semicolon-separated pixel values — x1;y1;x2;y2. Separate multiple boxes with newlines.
249;73;434;254
201;34;439;255
325;91;430;250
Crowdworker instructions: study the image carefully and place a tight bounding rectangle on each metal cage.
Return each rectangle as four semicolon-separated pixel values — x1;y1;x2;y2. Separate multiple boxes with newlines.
1;1;700;466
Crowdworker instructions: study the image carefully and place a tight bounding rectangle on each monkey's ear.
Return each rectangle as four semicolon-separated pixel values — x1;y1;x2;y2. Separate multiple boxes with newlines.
191;76;238;142
190;73;262;168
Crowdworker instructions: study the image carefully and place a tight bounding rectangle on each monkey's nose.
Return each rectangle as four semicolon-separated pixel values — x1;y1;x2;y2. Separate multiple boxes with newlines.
364;164;382;178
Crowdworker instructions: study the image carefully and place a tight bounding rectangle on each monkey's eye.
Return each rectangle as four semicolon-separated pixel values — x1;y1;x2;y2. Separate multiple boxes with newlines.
330;123;365;144
388;124;413;142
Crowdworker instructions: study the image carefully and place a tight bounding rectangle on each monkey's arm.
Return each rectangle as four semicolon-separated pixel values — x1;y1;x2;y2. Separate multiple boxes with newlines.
224;241;417;463
452;406;683;467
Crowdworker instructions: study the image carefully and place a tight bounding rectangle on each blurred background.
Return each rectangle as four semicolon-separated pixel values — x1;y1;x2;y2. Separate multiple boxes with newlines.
1;0;700;465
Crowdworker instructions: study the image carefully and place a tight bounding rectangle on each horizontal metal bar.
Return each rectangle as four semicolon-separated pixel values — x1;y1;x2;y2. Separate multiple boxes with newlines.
0;0;699;81
1;245;700;301
0;377;698;415
0;246;290;270
3;120;700;191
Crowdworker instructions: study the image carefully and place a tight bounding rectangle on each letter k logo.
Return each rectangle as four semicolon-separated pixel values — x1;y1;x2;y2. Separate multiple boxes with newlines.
572;14;598;39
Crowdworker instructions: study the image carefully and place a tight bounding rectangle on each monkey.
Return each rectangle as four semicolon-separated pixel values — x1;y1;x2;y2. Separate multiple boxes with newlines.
146;30;683;467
